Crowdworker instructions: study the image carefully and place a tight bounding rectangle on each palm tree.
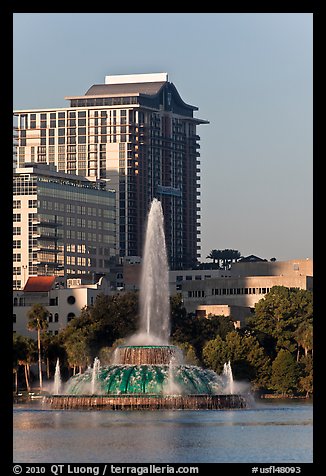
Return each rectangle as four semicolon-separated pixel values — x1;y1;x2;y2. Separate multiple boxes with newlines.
206;249;224;267
221;249;242;269
13;334;37;392
294;321;313;361
27;303;49;390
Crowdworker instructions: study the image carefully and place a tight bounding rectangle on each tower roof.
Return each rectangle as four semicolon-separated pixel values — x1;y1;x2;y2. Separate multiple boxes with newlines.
84;81;166;97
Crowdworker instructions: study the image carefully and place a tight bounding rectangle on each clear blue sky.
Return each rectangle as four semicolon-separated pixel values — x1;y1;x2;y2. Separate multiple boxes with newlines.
13;13;313;262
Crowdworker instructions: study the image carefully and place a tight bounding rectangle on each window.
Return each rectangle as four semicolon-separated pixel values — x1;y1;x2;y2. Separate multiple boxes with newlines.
67;295;76;304
54;313;59;322
13;314;16;323
67;312;75;322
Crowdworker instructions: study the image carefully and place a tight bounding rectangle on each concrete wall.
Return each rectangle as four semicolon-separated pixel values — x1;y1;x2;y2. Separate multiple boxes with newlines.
182;274;312;314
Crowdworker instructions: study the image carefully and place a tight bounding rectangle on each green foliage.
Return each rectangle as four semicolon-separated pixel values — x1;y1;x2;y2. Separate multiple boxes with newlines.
59;292;139;369
247;286;313;354
13;334;37;367
202;330;271;390
297;354;313;396
206;249;242;269
172;341;200;365
271;349;301;394
27;303;49;333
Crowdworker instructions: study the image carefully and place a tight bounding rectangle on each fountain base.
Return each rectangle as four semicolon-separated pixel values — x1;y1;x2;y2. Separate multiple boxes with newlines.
45;345;248;410
43;393;247;410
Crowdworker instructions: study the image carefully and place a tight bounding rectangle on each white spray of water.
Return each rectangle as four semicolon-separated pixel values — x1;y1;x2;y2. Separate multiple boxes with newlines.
91;357;101;394
129;198;170;345
53;358;62;395
223;361;234;394
163;356;182;395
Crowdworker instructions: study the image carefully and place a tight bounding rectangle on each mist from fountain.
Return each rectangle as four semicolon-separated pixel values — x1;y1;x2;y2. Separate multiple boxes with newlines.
163;356;182;395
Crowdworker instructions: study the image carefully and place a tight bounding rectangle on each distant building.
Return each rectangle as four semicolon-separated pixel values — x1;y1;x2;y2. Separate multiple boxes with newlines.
13;275;112;338
13;72;209;269
182;259;313;323
13;163;116;289
121;260;231;293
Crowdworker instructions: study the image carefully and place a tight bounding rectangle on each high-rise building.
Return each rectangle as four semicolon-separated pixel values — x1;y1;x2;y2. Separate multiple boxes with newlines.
13;163;116;289
13;73;208;269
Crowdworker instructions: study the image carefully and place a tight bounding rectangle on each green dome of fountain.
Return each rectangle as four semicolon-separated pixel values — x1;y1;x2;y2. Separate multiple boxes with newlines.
65;345;223;396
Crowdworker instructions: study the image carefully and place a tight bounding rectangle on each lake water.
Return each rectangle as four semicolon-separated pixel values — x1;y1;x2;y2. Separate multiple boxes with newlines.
13;400;313;464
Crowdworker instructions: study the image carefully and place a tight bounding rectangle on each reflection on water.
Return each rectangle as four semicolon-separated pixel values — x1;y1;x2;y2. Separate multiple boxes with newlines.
13;401;313;463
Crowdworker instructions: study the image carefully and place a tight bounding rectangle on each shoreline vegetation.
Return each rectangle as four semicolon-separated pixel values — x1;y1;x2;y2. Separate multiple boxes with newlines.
13;286;313;400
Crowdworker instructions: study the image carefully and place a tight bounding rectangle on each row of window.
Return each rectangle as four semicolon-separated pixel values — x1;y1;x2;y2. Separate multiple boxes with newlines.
187;287;272;298
212;287;271;295
13;312;75;324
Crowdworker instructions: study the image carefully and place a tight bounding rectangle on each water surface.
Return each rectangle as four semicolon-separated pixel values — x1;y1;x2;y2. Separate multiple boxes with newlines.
13;400;312;463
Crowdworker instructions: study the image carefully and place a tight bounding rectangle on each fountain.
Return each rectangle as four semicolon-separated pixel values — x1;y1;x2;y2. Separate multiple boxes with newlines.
53;358;62;395
223;361;234;395
91;357;101;394
44;199;247;410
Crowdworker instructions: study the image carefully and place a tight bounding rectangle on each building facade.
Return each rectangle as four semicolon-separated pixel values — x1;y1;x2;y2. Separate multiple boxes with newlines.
182;259;313;318
13;276;111;338
13;73;208;269
13;164;116;289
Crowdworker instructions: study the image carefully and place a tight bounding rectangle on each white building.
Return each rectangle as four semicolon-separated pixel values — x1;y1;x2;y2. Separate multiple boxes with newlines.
13;275;111;338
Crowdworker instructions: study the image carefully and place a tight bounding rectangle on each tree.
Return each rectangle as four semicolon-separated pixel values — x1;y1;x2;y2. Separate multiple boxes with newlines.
220;249;242;269
13;334;37;392
63;328;91;374
206;249;242;269
271;349;300;395
206;249;221;265
172;341;200;365
247;286;313;356
202;335;227;374
294;321;313;361
170;294;196;344
202;330;271;390
59;292;139;373
298;354;313;397
27;303;49;390
41;332;66;379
